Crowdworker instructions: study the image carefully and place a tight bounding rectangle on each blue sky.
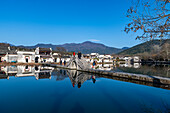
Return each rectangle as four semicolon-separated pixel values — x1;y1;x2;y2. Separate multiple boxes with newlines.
0;0;142;48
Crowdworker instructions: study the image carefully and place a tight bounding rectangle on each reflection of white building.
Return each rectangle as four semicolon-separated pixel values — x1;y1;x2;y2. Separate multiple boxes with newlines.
16;65;35;77
0;65;54;80
119;63;133;68
133;63;141;68
119;63;141;68
1;65;17;75
121;56;140;63
35;66;53;80
94;64;113;71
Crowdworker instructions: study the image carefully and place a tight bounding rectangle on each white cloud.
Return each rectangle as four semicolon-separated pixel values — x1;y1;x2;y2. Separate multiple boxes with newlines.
89;39;100;42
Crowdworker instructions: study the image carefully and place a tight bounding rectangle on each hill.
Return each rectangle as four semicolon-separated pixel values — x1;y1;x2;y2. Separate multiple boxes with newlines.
61;41;123;54
118;39;170;55
18;41;125;54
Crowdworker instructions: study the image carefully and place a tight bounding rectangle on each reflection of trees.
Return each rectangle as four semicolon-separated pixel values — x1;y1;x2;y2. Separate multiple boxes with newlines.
117;64;170;77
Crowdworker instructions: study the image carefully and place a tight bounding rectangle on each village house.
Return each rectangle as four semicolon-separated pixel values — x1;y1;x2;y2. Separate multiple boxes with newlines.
83;54;90;59
83;54;91;62
90;53;99;58
0;43;61;63
102;54;113;63
82;53;114;64
53;53;61;63
0;43;10;62
98;55;105;59
17;50;35;63
35;47;54;63
0;44;18;62
3;53;18;63
61;55;71;63
133;56;140;62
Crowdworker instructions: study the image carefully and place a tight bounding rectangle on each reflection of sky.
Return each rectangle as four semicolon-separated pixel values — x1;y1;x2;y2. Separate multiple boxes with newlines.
0;73;170;113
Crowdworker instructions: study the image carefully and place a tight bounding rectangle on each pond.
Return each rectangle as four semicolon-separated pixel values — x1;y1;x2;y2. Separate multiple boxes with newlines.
0;65;170;113
94;63;170;78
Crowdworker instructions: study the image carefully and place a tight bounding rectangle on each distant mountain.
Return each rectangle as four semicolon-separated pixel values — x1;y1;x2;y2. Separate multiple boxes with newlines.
122;47;129;50
18;41;123;54
118;39;170;55
61;41;123;54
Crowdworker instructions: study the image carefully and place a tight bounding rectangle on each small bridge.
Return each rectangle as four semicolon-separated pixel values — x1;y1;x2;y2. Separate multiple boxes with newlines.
66;56;91;70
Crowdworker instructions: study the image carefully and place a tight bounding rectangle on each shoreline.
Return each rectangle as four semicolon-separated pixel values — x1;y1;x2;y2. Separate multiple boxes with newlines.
0;62;62;66
45;63;170;87
0;62;43;66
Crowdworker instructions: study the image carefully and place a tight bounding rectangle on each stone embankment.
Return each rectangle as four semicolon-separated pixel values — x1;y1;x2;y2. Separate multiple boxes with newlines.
44;63;170;88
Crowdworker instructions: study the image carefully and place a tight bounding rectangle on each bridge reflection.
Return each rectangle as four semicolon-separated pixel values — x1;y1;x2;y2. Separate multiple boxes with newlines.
56;69;96;88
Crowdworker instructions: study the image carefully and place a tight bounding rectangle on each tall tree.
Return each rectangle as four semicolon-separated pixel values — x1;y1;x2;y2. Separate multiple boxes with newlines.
125;0;170;40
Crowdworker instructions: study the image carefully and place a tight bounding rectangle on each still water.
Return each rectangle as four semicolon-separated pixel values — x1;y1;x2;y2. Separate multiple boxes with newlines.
0;65;170;113
95;63;170;78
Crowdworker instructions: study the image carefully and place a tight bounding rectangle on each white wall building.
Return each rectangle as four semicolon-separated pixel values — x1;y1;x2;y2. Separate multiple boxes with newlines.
133;56;140;62
2;54;18;62
17;51;35;63
90;53;99;58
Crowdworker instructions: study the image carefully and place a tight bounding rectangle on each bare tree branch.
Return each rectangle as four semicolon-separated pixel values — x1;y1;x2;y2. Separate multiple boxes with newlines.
125;0;170;40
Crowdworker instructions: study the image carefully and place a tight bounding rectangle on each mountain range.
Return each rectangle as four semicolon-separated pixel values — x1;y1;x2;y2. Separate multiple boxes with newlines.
118;39;170;55
18;41;128;54
7;39;170;55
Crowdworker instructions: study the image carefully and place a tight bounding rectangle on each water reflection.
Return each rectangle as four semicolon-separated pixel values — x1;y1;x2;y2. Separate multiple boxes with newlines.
117;64;170;78
0;65;100;89
93;63;170;78
0;65;170;89
56;69;170;89
0;65;54;80
67;70;93;88
0;66;170;113
54;69;96;88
